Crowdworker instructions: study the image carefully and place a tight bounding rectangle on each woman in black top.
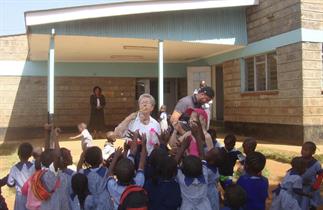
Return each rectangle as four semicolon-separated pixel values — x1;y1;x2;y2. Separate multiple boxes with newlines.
88;86;106;138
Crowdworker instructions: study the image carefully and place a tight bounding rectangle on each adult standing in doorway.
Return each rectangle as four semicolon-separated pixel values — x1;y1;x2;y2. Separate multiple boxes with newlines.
169;86;214;145
88;86;106;138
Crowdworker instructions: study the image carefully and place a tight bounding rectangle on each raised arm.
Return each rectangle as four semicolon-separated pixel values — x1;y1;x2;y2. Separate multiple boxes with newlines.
138;134;147;170
191;118;205;159
174;137;191;164
69;133;82;140
114;112;137;137
108;147;123;177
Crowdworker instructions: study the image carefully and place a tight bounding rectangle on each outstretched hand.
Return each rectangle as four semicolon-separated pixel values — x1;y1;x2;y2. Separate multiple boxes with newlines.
157;128;171;146
114;147;123;159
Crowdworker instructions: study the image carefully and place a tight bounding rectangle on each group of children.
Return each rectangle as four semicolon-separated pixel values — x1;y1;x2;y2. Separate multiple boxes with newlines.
1;110;323;210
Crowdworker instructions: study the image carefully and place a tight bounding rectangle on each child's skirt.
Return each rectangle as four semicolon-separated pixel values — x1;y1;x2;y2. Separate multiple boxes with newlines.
270;189;301;210
207;183;219;210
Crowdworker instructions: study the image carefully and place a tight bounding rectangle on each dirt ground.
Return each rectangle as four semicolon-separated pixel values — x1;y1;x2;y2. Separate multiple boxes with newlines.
0;135;322;210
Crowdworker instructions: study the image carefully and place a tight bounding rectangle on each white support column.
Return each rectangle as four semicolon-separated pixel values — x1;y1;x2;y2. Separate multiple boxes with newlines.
47;28;55;149
48;29;55;116
158;40;164;109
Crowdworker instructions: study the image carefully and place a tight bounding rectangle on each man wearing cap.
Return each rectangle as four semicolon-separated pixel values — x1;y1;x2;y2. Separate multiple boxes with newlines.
170;86;214;135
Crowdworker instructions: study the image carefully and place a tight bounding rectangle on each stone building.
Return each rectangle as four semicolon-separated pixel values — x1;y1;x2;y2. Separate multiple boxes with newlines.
0;0;322;144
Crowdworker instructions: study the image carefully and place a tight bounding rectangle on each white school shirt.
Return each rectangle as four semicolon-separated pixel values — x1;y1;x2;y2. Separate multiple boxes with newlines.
96;98;100;107
81;129;93;151
127;114;161;155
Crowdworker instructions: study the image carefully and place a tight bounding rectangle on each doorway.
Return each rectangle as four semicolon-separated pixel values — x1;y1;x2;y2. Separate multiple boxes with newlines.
136;78;178;119
216;65;224;121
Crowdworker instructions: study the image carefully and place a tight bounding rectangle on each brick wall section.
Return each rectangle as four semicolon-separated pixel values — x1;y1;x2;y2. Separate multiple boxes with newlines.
0;35;28;60
223;42;303;125
246;0;301;43
301;0;323;30
302;43;323;124
0;76;137;140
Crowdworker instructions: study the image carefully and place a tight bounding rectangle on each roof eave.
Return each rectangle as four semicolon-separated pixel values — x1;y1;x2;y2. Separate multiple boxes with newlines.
25;0;259;26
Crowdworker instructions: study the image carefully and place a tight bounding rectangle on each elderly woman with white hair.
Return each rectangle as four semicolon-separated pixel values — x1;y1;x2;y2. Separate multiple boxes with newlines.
114;93;161;155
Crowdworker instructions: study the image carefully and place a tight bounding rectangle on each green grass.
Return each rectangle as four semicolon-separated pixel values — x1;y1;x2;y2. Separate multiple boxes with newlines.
256;147;323;164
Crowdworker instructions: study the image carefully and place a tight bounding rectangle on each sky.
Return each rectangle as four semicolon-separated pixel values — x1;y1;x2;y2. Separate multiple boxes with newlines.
0;0;137;36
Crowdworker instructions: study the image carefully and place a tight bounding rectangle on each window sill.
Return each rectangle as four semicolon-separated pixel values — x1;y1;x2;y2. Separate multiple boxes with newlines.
241;90;279;97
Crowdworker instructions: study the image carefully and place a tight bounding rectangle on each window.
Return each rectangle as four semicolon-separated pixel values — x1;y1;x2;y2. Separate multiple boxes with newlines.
244;52;277;92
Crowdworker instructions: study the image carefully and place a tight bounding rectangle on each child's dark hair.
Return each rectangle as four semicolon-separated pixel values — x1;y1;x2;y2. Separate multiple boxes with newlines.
40;149;56;168
243;137;257;153
291;157;306;175
245;151;266;175
71;173;90;209
224;134;236;151
207;129;217;139
224;184;247;210
303;141;317;154
182;155;202;178
160;156;177;180
59;148;73;169
206;148;225;167
115;158;135;185
18;143;33;160
149;148;169;184
84;146;103;168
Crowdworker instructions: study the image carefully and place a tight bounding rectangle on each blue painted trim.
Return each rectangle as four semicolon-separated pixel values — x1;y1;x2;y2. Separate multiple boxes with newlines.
0;61;187;77
192;28;303;65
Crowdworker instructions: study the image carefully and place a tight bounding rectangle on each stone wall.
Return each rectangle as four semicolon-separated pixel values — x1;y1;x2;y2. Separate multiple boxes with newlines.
0;76;137;140
223;42;304;144
301;0;323;30
0;35;28;60
247;0;301;43
302;42;323;142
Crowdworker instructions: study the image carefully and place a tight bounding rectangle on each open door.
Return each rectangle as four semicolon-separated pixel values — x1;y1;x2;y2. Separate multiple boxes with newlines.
187;66;212;95
216;65;224;121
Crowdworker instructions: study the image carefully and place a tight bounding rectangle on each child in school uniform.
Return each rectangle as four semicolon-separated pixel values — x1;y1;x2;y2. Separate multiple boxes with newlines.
207;129;222;148
237;151;268;210
107;138;147;210
70;173;95;210
37;149;69;210
218;134;243;188
300;141;323;210
0;175;8;210
144;156;182;210
174;121;212;210
79;146;113;210
102;131;116;162
242;137;257;157
271;157;310;210
58;148;75;210
221;184;247;210
21;149;66;210
159;105;168;132
7;142;35;210
237;137;257;176
70;123;93;152
205;148;224;210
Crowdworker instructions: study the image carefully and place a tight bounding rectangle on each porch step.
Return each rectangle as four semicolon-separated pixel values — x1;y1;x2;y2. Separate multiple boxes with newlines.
210;120;225;133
